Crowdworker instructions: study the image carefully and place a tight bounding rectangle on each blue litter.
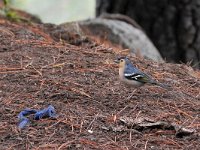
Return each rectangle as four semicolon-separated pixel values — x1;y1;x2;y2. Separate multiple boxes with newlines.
18;118;30;129
18;105;57;129
34;105;57;120
18;109;37;119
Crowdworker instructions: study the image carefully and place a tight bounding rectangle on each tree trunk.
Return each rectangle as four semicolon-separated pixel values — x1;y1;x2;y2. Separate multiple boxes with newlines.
96;0;200;68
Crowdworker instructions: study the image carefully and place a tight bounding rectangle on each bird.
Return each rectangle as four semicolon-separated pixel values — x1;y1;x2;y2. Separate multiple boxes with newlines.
115;57;169;89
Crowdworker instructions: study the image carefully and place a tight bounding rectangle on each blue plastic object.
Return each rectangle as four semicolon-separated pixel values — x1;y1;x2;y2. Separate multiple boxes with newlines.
18;117;30;129
34;105;57;120
18;109;37;129
18;105;57;129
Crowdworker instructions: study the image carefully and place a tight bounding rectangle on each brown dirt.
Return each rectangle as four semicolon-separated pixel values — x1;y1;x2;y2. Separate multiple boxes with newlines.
0;17;200;150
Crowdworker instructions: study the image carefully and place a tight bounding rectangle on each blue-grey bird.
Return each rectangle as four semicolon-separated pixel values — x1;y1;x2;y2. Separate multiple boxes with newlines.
115;57;169;89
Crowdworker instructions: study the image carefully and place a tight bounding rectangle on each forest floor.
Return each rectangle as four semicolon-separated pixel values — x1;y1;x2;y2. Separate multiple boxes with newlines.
0;16;200;150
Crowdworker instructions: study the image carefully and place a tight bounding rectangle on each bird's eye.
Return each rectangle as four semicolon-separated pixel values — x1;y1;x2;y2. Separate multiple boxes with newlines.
120;59;124;62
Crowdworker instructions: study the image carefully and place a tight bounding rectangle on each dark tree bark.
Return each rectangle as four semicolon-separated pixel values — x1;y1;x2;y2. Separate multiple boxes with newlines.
96;0;200;68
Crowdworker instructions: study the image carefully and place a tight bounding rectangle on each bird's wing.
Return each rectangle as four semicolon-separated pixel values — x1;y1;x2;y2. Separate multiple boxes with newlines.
124;73;150;83
125;73;171;89
124;62;153;83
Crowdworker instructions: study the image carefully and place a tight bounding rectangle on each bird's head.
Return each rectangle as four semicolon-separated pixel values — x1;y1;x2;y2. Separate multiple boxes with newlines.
114;57;128;68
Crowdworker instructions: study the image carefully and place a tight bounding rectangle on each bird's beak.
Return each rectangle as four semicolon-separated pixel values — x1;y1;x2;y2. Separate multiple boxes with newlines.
114;59;120;64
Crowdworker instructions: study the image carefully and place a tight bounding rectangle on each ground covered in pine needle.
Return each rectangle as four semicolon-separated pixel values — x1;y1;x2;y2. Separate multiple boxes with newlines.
0;17;200;150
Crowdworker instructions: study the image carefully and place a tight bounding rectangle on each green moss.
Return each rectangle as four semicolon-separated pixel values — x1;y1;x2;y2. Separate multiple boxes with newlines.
1;0;27;22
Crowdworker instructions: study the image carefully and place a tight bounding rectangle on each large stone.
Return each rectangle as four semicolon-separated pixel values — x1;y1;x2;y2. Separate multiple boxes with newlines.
80;18;163;62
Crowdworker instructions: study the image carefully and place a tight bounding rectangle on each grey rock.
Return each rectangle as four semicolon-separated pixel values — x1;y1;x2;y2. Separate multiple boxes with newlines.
80;18;163;62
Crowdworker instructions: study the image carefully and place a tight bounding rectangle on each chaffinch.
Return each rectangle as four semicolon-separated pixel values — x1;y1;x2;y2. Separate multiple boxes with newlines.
115;57;169;89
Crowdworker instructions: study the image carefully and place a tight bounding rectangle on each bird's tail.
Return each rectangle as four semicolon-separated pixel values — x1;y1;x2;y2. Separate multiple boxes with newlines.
151;80;171;90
